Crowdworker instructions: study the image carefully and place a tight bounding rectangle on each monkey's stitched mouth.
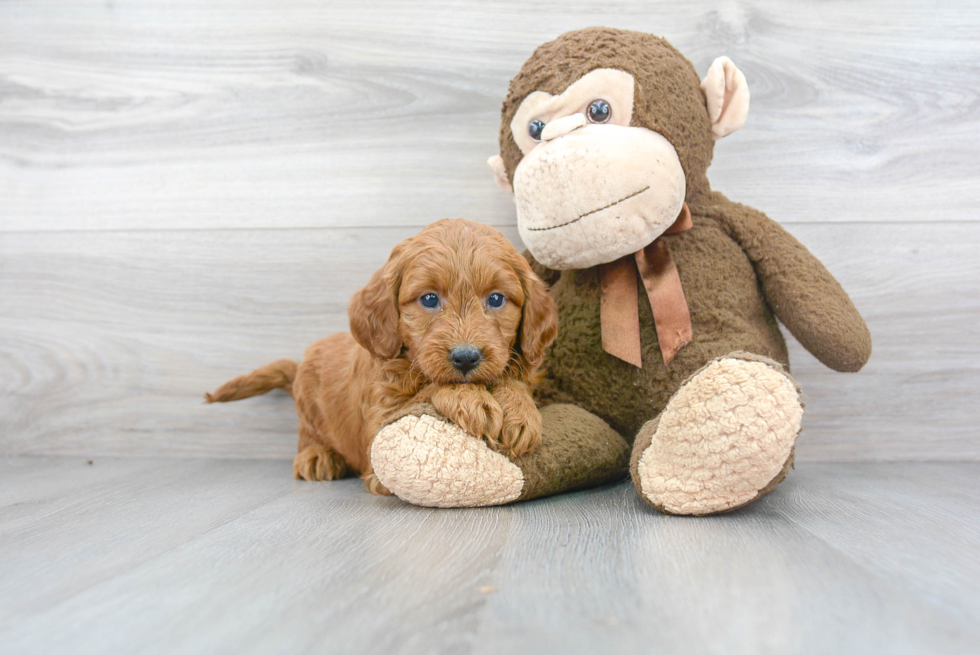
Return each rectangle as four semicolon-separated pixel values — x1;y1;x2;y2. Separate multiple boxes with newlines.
525;186;650;232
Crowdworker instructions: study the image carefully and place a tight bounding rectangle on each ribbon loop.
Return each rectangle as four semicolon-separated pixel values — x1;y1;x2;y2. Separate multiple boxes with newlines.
599;256;642;368
598;202;694;368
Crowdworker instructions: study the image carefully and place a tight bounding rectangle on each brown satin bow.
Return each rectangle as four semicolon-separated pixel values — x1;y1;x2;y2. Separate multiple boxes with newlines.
599;203;693;368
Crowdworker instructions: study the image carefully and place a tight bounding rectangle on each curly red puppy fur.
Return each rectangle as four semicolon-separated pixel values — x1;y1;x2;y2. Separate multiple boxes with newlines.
206;219;558;494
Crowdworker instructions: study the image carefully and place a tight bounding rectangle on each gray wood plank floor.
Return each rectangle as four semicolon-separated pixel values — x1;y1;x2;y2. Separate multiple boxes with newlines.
1;458;977;655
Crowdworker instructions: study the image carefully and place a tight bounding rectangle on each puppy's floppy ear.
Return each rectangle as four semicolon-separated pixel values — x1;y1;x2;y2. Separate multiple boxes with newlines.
514;256;559;370
349;245;405;359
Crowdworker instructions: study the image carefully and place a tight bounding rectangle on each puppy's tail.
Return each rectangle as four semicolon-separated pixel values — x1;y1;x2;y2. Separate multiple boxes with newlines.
205;359;298;403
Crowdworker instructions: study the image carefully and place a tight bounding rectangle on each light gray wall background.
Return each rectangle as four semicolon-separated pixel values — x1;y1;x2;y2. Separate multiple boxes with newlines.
2;0;977;462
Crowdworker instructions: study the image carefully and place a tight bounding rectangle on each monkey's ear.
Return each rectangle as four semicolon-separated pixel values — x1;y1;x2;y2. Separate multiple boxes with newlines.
701;56;750;139
487;155;514;195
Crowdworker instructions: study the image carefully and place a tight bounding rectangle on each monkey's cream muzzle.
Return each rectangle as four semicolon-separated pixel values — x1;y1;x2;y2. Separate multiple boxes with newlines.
513;123;686;270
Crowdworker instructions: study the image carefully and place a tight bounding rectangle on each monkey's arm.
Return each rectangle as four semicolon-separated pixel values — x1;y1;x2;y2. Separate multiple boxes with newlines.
522;249;562;286
708;193;871;372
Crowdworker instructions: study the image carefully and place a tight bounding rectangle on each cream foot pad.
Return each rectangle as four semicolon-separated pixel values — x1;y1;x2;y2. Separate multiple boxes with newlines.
372;414;524;508
637;358;803;515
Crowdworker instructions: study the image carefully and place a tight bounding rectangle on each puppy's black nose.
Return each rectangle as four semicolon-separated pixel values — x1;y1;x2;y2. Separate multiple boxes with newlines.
449;345;483;375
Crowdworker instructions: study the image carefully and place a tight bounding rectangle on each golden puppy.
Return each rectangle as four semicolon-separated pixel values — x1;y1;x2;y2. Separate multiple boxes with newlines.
206;219;558;494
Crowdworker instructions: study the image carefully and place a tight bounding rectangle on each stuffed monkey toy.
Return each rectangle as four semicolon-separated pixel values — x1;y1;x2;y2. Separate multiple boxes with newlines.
371;28;871;515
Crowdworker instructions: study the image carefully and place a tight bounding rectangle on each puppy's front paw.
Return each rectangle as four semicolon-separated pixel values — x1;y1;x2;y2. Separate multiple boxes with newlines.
431;384;504;448
492;382;542;458
362;472;393;496
293;444;348;481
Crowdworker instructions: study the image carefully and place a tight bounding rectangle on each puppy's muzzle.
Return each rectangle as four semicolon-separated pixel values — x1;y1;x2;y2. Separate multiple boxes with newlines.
449;344;483;375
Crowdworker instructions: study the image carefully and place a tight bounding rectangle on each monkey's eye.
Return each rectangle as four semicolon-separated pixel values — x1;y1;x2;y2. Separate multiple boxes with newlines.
587;99;611;124
419;293;440;309
486;293;506;309
528;120;545;141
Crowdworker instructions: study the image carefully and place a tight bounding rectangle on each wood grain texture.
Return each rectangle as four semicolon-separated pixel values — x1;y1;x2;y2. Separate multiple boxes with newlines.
1;0;978;232
2;0;979;460
1;458;977;654
1;222;978;460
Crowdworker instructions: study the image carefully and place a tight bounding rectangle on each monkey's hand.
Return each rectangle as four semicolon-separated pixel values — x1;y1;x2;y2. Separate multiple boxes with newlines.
430;384;504;448
491;379;542;459
711;194;872;372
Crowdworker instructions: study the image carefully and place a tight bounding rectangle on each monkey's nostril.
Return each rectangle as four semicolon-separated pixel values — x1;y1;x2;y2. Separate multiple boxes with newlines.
449;345;483;375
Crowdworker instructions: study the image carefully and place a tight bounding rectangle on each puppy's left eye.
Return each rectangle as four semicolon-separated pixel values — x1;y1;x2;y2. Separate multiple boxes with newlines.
419;293;440;309
486;293;506;309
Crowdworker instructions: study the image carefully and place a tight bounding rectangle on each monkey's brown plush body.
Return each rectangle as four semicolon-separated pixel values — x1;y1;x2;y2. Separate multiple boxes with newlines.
372;28;870;515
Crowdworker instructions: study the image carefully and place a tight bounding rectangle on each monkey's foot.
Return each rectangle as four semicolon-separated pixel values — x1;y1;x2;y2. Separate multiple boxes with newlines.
372;403;630;508
630;353;803;516
371;410;523;507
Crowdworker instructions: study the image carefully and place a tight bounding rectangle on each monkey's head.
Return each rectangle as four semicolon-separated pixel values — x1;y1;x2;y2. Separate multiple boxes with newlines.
489;28;749;270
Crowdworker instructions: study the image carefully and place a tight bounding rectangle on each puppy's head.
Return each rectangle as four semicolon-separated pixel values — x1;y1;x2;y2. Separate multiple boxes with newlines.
349;219;558;384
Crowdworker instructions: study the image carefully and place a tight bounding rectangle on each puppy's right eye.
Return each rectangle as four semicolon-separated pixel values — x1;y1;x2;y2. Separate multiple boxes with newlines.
419;293;440;309
486;293;506;309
